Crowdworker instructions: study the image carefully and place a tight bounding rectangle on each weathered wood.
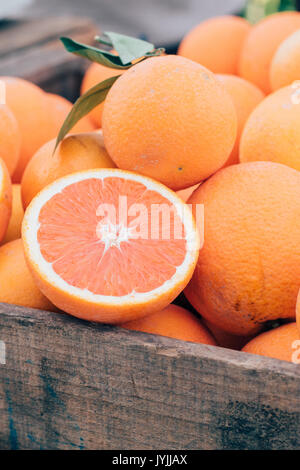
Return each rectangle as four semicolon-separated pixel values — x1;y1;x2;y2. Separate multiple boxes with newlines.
0;303;299;450
0;18;98;101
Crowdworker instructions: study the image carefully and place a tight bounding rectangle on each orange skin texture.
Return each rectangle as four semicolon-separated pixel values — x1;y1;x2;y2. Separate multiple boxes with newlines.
178;15;251;74
239;85;300;172
270;29;300;91
21;132;116;209
296;290;300;336
184;162;300;336
46;93;95;134
0;104;21;176
1;77;51;183
242;323;300;363
0;239;55;310
0;158;12;243
216;75;265;167
120;304;216;345
102;55;237;190
239;11;300;94
1;78;95;183
81;62;123;128
202;319;254;351
2;184;24;244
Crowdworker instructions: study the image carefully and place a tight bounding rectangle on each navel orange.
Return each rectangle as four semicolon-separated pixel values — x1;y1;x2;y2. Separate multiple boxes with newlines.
242;323;300;363
0;239;55;310
103;55;237;190
185;162;300;336
120;304;216;345
178;16;251;74
239;11;300;93
21;132;116;209
240;85;300;171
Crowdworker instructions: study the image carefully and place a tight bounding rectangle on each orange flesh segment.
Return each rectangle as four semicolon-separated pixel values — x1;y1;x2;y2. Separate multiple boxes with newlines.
38;177;187;296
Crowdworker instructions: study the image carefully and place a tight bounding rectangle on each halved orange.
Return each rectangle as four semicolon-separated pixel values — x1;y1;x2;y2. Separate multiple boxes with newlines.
22;169;200;323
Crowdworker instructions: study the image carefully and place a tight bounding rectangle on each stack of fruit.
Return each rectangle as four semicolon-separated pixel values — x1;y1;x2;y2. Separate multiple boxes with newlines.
0;12;299;364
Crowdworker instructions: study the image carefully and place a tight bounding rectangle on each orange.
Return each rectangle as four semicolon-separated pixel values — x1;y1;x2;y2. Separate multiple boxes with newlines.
2;184;23;244
102;55;237;190
296;289;300;335
81;62;123;127
176;184;200;202
270;29;300;91
239;85;300;171
202;319;254;351
184;162;300;336
120;304;216;345
239;11;300;94
21;132;116;209
0;104;21;175
1;78;95;183
1;77;50;183
0;158;12;243
46;93;95;134
242;323;300;363
178;15;251;74
216;75;265;167
22;168;200;323
0;239;55;310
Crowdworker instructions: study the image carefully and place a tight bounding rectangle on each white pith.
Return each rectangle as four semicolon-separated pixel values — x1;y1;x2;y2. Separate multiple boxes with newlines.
22;169;200;306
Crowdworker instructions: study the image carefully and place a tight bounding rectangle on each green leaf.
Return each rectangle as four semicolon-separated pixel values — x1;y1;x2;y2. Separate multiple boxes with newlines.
244;0;296;23
60;37;131;69
96;32;155;65
54;75;120;151
279;0;297;11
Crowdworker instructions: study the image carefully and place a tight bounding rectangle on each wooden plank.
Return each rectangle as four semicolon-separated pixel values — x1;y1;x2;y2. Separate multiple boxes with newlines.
0;303;299;450
0;17;97;57
0;17;98;101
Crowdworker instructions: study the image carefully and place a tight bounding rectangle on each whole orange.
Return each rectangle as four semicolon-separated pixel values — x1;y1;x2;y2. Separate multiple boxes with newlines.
46;93;95;134
0;158;12;243
2;184;23;244
242;323;300;363
102;55;237;190
21;132;116;209
296;290;300;336
0;239;55;310
81;62;123;128
185;162;300;336
270;29;300;91
120;304;216;345
0;104;21;176
178;15;251;74
216;75;265;167
239;85;300;171
202;318;254;351
1;77;50;183
239;11;300;94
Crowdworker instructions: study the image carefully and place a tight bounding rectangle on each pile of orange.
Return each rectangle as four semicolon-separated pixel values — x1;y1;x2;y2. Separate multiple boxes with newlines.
0;11;299;364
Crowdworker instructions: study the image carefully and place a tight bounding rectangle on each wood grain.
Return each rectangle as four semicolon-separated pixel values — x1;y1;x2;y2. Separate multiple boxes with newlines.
0;18;98;101
0;303;299;450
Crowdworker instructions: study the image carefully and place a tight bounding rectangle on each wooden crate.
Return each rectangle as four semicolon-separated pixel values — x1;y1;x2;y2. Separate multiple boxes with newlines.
0;17;98;101
1;303;299;450
0;16;299;451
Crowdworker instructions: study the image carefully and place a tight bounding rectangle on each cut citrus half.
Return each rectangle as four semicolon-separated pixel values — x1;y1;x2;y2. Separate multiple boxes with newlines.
22;169;200;323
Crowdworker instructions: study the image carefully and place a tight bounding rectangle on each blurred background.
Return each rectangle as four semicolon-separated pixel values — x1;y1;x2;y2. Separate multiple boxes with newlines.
3;0;300;49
